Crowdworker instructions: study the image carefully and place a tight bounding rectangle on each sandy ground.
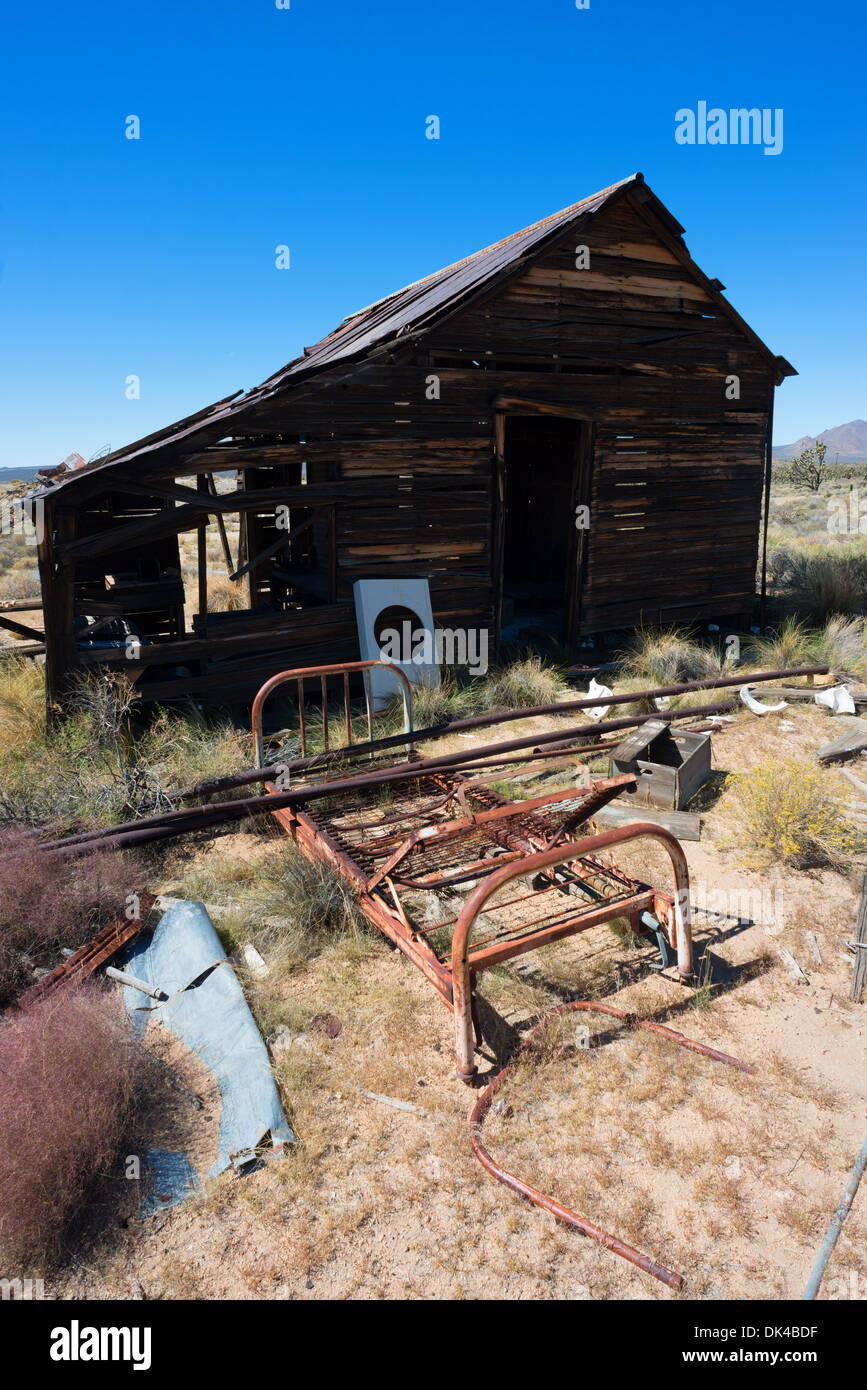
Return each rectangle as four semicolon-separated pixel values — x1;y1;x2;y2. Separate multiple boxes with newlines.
46;697;867;1302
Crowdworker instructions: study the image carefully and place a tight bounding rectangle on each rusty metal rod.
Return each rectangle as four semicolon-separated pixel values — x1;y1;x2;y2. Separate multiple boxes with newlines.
470;1000;757;1291
174;697;742;806
33;701;735;858
173;665;825;802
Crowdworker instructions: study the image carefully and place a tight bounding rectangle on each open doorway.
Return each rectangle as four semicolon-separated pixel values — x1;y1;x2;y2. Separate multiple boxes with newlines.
500;414;584;643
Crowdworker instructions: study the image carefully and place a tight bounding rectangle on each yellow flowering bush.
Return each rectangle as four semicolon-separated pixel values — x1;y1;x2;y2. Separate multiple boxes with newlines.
724;757;859;868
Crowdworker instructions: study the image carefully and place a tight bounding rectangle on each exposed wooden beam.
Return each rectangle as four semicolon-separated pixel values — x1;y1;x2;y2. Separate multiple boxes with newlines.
207;473;238;576
0;614;46;642
197;475;209;629
229;512;315;583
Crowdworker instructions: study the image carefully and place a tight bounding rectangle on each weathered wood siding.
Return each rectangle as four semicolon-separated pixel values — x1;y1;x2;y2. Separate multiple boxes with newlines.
40;187;779;708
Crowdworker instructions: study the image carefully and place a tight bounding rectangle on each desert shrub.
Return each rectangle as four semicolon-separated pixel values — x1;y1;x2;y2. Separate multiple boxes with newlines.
0;568;41;600
617;626;733;685
0;985;142;1269
135;706;249;794
723;757;858;868
0;661;251;828
473;655;566;711
250;843;368;972
768;545;867;622
0;829;144;1004
405;667;476;728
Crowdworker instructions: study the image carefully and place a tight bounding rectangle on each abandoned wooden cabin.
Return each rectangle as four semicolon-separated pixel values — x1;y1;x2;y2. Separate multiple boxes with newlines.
30;172;794;712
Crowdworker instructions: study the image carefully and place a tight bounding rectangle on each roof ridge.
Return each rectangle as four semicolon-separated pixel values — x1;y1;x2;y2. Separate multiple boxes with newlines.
337;173;642;327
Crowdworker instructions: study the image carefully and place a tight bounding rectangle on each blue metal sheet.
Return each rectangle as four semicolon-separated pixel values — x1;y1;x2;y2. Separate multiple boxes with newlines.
120;901;294;1177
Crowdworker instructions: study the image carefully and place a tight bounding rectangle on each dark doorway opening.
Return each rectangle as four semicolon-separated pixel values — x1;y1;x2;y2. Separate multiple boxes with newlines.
501;415;582;644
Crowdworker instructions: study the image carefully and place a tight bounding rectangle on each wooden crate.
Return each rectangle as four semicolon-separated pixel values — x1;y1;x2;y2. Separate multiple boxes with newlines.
609;720;712;811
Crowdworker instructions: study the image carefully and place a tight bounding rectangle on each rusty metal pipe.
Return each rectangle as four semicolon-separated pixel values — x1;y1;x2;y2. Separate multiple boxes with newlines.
470;999;756;1291
451;826;693;1081
34;702;734;858
178;664;825;802
174;696;738;807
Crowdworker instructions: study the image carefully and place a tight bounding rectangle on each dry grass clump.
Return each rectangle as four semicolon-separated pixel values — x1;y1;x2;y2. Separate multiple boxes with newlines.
722;757;859;868
0;828;144;1004
474;655;566;711
812;615;867;674
405;668;474;727
742;613;865;676
373;656;565;733
0;657;45;750
206;573;248;612
617;626;733;685
0;661;250;828
0;985;144;1269
744;615;817;670
136;707;250;794
249;843;369;973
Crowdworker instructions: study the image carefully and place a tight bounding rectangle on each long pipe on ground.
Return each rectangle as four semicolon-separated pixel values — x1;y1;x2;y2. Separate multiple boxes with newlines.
173;665;826;804
33;699;736;858
802;1132;867;1300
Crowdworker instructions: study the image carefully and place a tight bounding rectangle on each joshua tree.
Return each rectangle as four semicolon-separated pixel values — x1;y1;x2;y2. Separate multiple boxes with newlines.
789;439;829;492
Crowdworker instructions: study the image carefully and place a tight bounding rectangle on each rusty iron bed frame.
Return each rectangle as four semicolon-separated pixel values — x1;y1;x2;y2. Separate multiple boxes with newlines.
252;660;694;1080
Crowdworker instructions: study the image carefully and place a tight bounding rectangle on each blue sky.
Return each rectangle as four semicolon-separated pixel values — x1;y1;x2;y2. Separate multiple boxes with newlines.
1;0;864;469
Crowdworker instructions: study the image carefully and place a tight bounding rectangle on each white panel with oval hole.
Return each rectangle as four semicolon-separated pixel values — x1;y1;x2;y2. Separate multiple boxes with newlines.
353;578;440;711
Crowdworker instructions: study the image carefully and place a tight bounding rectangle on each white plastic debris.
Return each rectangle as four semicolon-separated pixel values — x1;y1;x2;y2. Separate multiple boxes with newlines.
653;696;671;711
242;943;270;979
740;684;788;715
586;678;613;720
814;684;856;715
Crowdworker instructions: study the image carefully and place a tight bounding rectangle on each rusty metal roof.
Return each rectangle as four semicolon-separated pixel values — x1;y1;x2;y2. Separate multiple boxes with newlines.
251;173;648;393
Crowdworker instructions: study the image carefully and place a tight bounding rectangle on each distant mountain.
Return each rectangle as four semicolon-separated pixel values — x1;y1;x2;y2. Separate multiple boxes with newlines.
774;420;867;463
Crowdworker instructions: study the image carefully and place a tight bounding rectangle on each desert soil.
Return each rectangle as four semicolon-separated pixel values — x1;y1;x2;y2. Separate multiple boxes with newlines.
47;698;867;1302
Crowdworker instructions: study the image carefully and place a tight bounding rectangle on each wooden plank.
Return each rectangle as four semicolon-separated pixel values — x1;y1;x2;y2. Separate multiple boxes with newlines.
0;640;45;661
196;474;208;630
0;597;43;613
818;721;867;764
0;614;46;641
591;801;701;840
850;877;867;1003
